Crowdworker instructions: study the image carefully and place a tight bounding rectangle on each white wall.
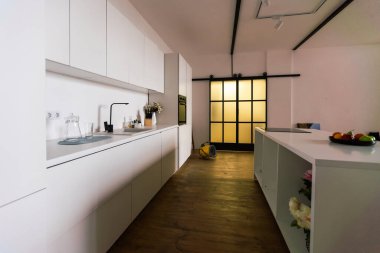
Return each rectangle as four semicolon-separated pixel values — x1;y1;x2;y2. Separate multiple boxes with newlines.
266;50;293;128
46;72;147;140
293;44;380;133
192;81;209;148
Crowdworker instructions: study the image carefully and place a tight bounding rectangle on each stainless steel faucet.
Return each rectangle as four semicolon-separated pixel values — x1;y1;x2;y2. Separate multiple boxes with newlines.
104;103;129;132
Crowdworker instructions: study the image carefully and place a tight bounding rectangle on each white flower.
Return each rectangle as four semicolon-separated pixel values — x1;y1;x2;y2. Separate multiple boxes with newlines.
289;197;311;230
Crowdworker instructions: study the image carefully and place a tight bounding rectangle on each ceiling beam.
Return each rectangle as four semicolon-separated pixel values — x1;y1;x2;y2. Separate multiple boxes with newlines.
293;0;354;50
230;0;242;55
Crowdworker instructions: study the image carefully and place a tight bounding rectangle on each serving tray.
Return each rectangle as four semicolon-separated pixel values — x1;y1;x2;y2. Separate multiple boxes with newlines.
329;136;376;146
58;135;111;145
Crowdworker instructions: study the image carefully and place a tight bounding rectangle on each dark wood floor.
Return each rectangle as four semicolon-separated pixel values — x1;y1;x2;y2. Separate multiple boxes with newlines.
108;151;289;253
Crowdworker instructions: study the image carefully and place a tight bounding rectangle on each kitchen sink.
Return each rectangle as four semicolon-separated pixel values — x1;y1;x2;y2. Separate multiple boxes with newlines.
111;128;153;135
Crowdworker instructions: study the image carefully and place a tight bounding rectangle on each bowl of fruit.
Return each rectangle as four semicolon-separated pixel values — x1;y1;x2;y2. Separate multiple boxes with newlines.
330;131;376;146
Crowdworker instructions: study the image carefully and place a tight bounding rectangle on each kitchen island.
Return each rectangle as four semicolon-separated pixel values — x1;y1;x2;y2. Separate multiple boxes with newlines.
254;128;380;253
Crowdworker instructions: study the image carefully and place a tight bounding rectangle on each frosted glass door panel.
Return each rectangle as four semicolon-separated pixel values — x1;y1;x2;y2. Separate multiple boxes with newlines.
211;123;222;143
239;123;251;144
224;81;236;100
239;80;251;100
224;123;236;143
253;102;266;122
210;102;222;121
253;80;266;100
224;102;236;122
239;102;251;122
210;81;223;100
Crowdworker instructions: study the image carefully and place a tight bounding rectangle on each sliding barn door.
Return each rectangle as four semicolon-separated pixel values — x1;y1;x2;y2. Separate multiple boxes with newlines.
209;79;267;150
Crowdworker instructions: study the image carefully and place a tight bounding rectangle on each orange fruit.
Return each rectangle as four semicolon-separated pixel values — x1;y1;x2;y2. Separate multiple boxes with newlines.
333;133;342;139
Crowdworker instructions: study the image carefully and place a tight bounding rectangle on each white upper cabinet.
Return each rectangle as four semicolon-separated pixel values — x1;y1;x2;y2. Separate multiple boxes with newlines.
178;54;187;96
186;63;192;124
70;0;107;75
45;0;164;92
127;22;145;87
107;0;130;83
144;37;164;92
45;0;69;65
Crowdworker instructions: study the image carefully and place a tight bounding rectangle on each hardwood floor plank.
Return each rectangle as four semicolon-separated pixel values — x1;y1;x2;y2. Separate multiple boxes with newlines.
108;151;289;253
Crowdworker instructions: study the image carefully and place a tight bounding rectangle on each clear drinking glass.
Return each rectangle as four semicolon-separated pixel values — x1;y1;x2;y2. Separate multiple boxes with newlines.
83;122;94;138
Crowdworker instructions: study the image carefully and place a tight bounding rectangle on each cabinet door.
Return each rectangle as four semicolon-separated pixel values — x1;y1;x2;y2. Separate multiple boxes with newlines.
186;62;192;125
70;0;106;75
0;0;46;207
178;54;187;96
107;0;130;83
161;128;178;185
96;184;132;253
0;190;46;253
261;137;279;215
127;23;144;87
179;124;192;168
45;0;69;64
143;36;156;90
155;46;165;92
131;134;162;220
144;37;164;92
47;153;105;242
253;130;264;184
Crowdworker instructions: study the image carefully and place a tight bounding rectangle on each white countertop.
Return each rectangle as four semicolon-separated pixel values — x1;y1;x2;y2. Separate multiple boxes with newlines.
256;128;380;169
46;124;178;168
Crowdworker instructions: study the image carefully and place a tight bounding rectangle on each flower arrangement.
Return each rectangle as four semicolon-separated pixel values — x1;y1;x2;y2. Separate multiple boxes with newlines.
144;102;163;118
289;169;312;251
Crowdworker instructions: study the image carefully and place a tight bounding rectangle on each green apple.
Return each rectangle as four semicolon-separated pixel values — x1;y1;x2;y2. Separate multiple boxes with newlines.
359;135;375;142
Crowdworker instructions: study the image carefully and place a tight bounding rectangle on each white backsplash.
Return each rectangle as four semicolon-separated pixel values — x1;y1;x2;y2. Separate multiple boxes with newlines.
46;72;148;140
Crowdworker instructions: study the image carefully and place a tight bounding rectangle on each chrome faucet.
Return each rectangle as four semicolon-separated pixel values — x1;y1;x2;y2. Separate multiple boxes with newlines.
104;103;129;132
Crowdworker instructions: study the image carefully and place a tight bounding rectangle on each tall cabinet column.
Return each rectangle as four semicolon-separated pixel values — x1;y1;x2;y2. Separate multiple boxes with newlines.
0;0;46;252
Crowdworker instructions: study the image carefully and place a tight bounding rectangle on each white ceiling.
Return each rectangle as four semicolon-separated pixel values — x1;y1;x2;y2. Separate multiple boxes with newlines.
130;0;380;57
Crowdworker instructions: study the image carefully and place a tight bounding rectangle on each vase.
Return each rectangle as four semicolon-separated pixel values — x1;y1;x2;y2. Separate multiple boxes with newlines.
152;112;157;126
144;118;152;127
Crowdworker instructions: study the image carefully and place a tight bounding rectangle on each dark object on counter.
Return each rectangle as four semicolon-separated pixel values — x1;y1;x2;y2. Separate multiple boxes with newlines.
369;132;380;141
265;128;311;133
329;136;376;146
297;122;321;130
104;103;129;132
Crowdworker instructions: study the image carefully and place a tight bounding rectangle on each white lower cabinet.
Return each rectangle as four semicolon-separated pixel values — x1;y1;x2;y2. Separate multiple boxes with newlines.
179;124;192;168
131;162;162;220
96;184;132;253
47;129;177;252
0;190;46;253
161;127;178;185
131;134;162;220
47;152;103;243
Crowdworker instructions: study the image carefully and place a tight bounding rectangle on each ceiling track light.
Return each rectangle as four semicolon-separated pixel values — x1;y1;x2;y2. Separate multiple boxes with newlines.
272;16;284;30
261;0;270;7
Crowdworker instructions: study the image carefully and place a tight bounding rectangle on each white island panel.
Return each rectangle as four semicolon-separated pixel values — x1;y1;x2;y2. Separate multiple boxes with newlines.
254;127;380;253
